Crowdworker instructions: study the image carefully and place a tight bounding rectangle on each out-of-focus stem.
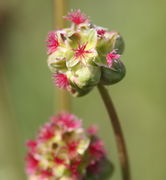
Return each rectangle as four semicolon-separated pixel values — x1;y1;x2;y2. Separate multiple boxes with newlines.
53;0;71;112
0;10;23;180
97;84;131;180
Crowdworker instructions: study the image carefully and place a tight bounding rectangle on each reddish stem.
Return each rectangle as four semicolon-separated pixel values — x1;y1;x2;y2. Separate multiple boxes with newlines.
98;84;131;180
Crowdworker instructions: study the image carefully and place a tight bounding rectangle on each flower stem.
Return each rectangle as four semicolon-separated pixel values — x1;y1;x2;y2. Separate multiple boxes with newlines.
97;84;131;180
53;0;71;112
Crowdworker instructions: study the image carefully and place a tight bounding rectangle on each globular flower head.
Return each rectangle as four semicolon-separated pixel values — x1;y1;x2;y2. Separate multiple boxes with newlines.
64;9;89;25
25;113;112;180
46;9;126;97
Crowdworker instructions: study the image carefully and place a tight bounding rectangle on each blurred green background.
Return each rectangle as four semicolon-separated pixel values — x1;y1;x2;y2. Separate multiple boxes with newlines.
0;0;166;179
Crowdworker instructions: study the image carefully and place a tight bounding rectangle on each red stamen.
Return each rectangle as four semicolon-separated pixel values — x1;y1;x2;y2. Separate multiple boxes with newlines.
64;9;89;25
53;73;69;90
54;157;65;165
106;50;121;67
97;29;106;36
46;32;59;54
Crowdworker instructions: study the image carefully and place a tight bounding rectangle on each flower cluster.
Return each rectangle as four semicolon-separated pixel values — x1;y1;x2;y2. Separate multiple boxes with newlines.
26;113;112;180
46;9;125;97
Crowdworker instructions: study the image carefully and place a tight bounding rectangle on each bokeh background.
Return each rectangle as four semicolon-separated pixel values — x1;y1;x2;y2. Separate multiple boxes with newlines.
0;0;166;179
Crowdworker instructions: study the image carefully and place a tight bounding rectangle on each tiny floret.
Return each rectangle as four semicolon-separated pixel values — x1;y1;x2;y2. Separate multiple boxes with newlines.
46;32;59;54
64;9;89;25
87;125;98;135
51;113;82;131
89;140;106;160
26;153;38;174
106;50;121;67
97;29;106;36
73;42;92;59
53;73;69;89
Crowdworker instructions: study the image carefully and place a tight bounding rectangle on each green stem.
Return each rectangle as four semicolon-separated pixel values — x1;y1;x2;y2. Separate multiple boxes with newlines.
97;84;131;180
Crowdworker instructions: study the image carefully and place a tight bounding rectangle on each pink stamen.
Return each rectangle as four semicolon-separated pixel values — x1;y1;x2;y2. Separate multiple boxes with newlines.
73;42;92;59
89;140;106;160
53;73;69;90
106;50;121;67
38;123;54;141
64;9;89;25
67;141;79;154
26;140;37;153
87;125;98;135
54;157;65;165
40;170;53;179
46;32;59;54
51;113;82;132
26;153;39;174
70;159;82;178
97;29;106;36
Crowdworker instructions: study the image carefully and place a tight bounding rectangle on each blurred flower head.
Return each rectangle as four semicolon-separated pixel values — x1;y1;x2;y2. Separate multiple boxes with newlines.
46;10;125;97
26;113;112;180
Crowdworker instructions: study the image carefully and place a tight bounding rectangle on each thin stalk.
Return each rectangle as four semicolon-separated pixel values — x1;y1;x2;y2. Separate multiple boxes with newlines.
97;84;131;180
53;0;71;112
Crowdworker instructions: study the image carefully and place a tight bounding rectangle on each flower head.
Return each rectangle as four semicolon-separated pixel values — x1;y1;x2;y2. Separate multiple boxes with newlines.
53;73;69;89
106;50;121;67
46;32;59;54
46;10;125;96
64;9;89;25
25;113;110;180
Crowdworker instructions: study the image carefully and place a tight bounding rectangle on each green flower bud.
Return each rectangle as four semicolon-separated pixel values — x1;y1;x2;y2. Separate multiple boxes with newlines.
67;32;81;49
112;32;125;54
69;86;93;97
96;31;125;56
100;59;126;85
85;158;114;180
67;65;101;89
47;47;68;72
96;33;115;55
